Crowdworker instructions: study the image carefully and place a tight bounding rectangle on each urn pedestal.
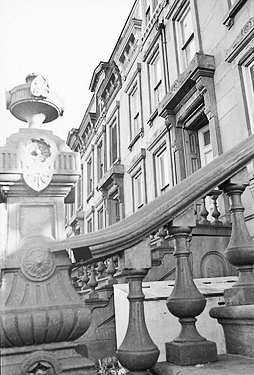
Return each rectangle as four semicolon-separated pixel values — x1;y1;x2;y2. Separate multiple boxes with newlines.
0;75;95;375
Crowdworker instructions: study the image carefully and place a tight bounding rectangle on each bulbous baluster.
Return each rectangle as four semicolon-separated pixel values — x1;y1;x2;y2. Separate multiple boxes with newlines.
166;225;217;365
199;197;209;224
97;261;105;279
223;182;254;294
81;265;89;290
116;269;160;374
106;257;116;285
209;189;222;225
88;263;99;299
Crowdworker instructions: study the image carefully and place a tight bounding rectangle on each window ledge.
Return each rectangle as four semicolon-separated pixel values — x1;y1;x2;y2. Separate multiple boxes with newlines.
160;183;170;192
223;0;248;29
97;163;125;191
147;108;158;126
128;128;144;150
86;191;94;203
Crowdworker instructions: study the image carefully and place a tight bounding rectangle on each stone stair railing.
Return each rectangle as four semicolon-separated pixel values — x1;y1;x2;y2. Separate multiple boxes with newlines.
70;188;228;290
49;134;254;372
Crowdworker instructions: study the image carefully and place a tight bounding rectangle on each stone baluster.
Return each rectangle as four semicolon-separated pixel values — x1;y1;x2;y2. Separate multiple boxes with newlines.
116;238;160;373
165;209;217;365
106;257;116;286
220;170;254;296
210;168;254;357
199;196;210;224
81;265;89;290
194;201;201;223
87;263;99;299
97;261;106;279
208;189;222;225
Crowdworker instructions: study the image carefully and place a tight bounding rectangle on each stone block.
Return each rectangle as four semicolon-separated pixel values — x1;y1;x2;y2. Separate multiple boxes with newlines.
165;339;217;366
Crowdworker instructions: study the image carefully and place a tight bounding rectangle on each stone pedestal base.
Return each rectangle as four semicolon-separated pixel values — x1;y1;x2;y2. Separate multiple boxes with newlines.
1;342;96;375
165;340;217;366
210;304;254;358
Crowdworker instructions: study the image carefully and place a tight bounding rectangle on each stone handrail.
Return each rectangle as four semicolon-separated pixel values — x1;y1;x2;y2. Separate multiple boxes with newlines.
50;134;254;261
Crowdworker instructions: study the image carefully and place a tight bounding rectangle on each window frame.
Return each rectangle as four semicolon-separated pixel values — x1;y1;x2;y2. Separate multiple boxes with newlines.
106;102;120;167
154;144;171;194
241;58;254;134
97;139;104;181
133;169;144;209
127;148;147;212
130;83;140;138
125;63;144;149
175;4;196;73
198;125;213;167
76;163;83;210
85;146;94;202
97;204;105;230
148;46;165;116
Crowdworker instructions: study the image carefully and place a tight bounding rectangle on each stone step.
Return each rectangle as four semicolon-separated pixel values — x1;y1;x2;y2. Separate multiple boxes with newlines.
153;354;254;375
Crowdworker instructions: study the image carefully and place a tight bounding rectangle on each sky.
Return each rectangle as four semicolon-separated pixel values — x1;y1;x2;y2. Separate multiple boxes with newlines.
0;0;135;146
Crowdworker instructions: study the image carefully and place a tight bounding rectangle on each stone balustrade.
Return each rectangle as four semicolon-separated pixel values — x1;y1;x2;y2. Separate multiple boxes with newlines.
49;134;254;373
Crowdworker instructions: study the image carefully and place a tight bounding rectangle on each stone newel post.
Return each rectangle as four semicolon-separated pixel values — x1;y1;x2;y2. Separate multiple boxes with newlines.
0;74;96;375
210;168;254;358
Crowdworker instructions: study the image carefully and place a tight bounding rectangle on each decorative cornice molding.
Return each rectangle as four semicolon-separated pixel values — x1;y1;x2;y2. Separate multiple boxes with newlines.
127;148;146;174
225;18;254;62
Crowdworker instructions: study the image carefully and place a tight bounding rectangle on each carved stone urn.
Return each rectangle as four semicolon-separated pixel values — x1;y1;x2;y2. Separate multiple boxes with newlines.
0;75;95;375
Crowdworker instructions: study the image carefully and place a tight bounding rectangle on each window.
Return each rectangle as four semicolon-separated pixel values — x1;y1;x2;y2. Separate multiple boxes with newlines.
242;60;254;133
176;6;196;73
125;63;143;148
108;195;120;225
97;140;104;180
130;84;140;138
98;206;104;230
143;0;160;26
76;164;83;210
134;170;144;209
87;157;93;196
149;51;164;113
87;218;93;233
145;2;151;25
156;147;170;193
109;118;118;165
198;125;213;166
127;149;147;212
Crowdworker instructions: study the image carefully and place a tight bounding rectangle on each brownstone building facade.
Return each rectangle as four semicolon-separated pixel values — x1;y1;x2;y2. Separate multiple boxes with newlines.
66;0;254;261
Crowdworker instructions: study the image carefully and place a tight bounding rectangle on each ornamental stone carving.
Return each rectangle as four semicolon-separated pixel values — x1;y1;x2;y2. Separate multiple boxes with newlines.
21;247;55;281
20;136;57;191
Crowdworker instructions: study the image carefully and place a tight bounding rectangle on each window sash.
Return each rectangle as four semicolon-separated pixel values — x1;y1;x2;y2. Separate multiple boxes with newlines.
134;172;143;208
110;120;118;165
97;141;104;180
87;159;93;194
150;52;164;110
198;126;213;167
130;85;140;137
87;218;93;233
242;62;254;133
155;147;171;194
98;207;104;230
177;7;196;71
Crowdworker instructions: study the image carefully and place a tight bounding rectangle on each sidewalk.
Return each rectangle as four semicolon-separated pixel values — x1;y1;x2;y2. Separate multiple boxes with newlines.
153;354;254;375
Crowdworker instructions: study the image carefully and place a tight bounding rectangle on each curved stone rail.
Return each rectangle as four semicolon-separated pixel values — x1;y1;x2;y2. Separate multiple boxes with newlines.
50;134;254;261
